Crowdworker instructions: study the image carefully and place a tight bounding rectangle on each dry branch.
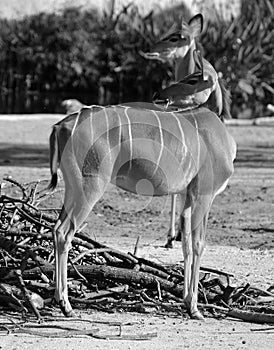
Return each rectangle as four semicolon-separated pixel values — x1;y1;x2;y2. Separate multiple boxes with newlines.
227;309;274;324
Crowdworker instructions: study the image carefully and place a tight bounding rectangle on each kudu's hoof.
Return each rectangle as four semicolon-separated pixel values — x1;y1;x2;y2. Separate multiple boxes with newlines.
190;310;205;320
58;300;77;317
164;241;173;249
64;309;77;318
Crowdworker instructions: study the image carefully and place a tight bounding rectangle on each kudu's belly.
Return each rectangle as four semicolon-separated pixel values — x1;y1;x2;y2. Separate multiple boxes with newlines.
111;147;197;196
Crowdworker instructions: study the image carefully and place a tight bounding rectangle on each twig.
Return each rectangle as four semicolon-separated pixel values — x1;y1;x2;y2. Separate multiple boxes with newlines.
3;178;28;200
230;283;250;303
82;285;129;300
29;181;40;205
249;286;274;298
198;303;230;312
156;279;162;301
250;327;274;332
68;258;88;283
71;248;112;264
15;269;41;320
75;233;139;265
133;235;140;256
13;325;100;338
199;266;234;278
92;331;158;340
227;309;274;324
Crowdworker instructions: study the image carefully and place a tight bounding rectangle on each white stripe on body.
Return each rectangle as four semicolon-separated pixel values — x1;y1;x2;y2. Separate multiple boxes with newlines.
151;110;164;176
89;108;94;151
171;112;202;189
113;107;122;153
104;108;110;162
123;107;133;170
71;110;82;162
71;109;81;137
193;114;200;168
171;112;187;160
171;112;193;191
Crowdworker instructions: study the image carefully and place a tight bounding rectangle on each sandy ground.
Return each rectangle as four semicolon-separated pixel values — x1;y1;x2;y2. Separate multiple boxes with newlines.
0;114;274;349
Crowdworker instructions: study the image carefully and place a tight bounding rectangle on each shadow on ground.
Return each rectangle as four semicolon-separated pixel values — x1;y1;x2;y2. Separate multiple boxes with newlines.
235;145;274;168
0;143;49;167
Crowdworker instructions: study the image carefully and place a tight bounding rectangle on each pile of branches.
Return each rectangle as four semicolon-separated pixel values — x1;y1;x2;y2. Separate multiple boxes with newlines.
0;177;274;328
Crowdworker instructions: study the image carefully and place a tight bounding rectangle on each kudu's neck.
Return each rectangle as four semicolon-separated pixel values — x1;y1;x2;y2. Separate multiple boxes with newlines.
174;41;196;81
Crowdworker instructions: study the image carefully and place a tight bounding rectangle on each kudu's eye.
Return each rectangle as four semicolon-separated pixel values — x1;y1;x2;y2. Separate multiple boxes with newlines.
169;37;178;42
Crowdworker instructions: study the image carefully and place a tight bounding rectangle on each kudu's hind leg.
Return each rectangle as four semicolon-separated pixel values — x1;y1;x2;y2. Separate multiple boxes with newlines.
53;177;107;316
52;180;75;312
53;206;75;316
165;194;177;248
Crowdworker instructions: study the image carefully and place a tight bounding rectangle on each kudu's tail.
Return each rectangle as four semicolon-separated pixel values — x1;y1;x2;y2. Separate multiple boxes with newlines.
48;126;59;190
218;77;232;120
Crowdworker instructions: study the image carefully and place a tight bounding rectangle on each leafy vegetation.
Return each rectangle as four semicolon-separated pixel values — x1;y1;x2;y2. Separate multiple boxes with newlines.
0;0;272;116
201;0;274;118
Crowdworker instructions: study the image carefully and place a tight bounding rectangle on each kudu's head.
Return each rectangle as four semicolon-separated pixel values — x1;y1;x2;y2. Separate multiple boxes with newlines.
145;14;203;62
152;49;214;108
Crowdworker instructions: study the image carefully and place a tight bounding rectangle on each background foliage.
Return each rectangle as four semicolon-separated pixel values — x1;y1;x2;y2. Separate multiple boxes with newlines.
0;0;273;116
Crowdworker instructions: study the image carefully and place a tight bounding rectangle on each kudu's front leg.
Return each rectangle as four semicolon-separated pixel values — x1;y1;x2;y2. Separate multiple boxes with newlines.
182;196;211;320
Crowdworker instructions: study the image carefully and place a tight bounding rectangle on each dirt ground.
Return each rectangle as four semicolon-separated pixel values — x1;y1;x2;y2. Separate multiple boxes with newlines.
0;114;274;350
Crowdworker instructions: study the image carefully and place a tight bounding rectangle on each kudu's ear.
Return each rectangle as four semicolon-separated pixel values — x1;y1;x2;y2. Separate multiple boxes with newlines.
188;14;203;37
